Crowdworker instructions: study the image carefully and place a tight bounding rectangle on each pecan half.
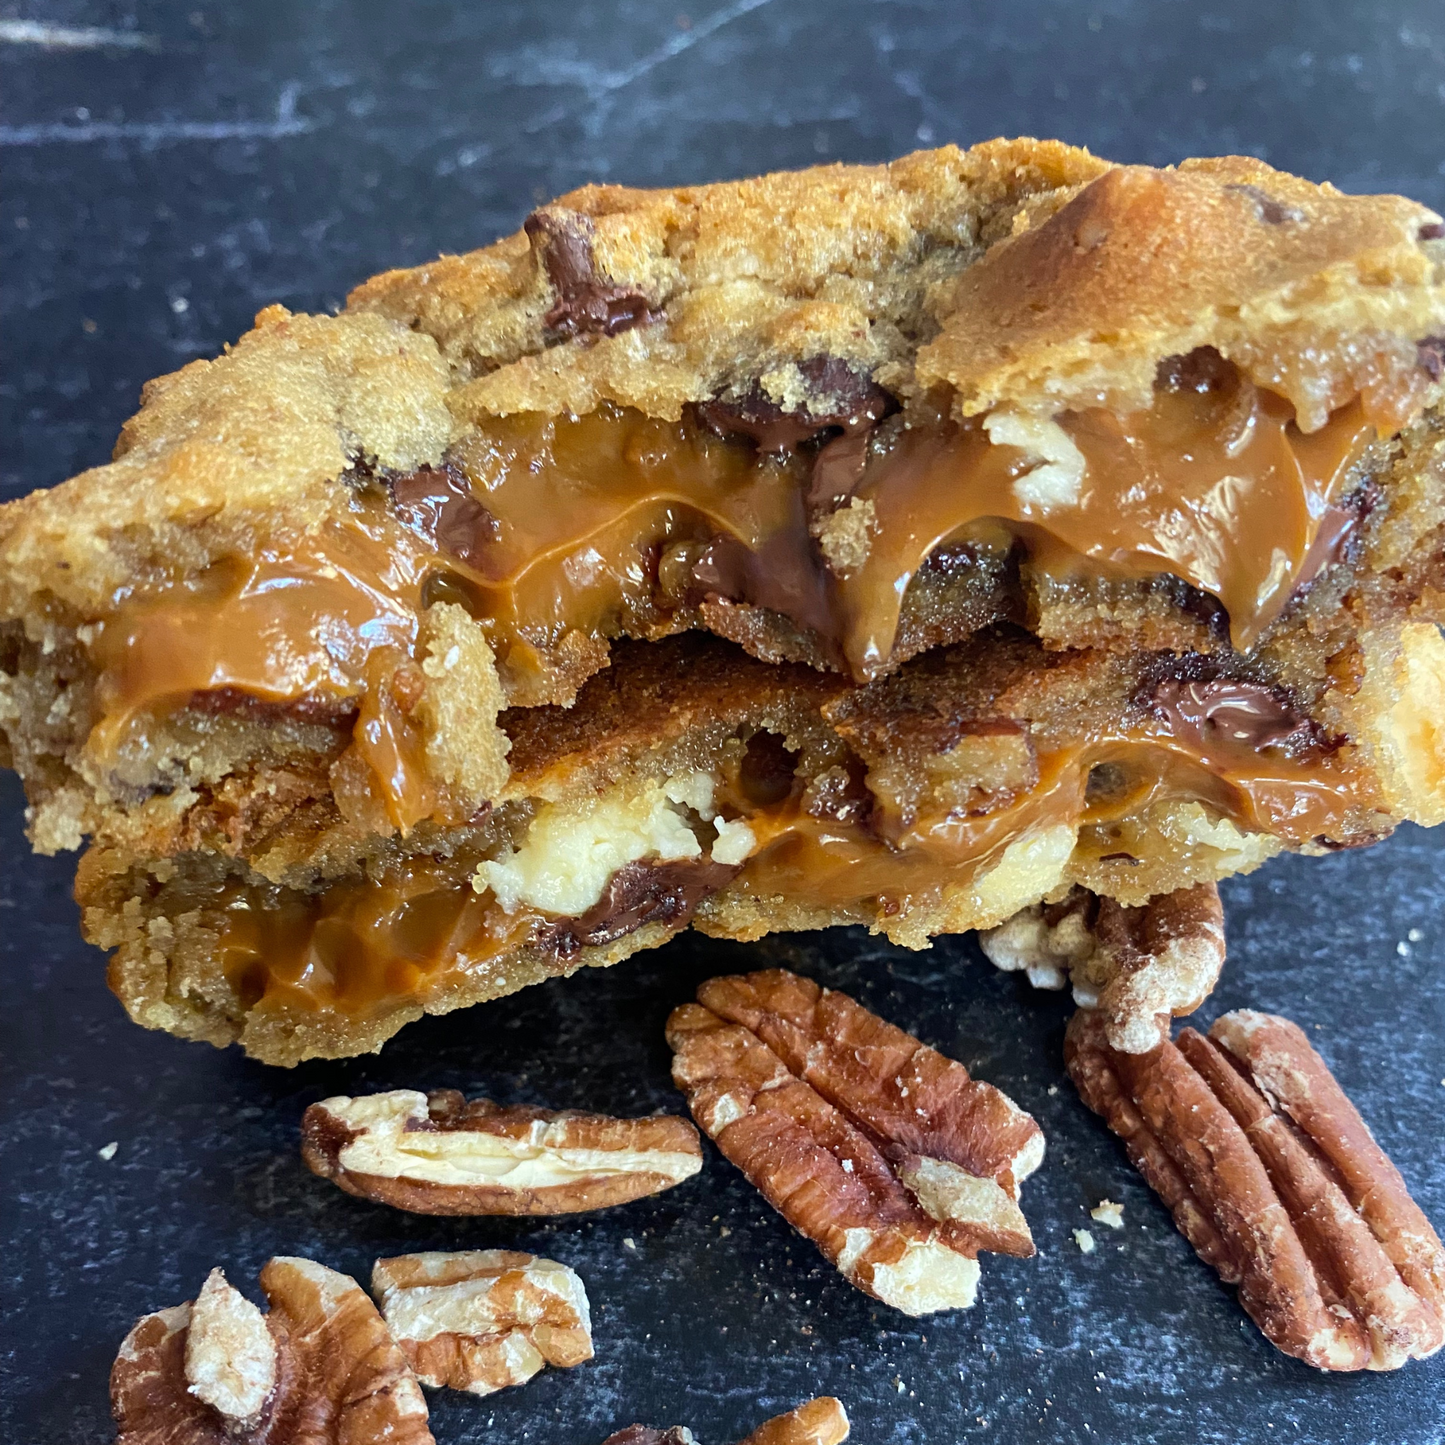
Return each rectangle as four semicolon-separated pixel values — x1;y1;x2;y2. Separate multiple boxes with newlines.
111;1258;432;1443
667;969;1042;1315
372;1250;591;1395
602;1397;848;1445
302;1088;703;1215
981;883;1225;1052
1066;1008;1445;1370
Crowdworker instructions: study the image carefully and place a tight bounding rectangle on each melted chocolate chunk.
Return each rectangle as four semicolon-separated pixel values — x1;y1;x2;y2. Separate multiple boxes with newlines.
187;687;359;729
538;858;740;960
1420;222;1445;242
524;208;658;339
690;529;840;646
389;464;499;571
1225;183;1306;226
697;357;894;455
1290;478;1381;603
1149;678;1314;752
1418;335;1445;382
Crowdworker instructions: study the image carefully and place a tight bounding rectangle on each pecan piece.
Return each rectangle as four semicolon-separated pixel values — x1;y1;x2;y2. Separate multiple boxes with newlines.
302;1088;702;1214
1066;1008;1445;1370
982;882;1225;1052
602;1397;848;1445
667;969;1042;1315
372;1250;591;1395
111;1257;432;1443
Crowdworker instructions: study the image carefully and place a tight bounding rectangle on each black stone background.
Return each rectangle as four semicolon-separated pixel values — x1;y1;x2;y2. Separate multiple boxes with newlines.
3;2;1445;1440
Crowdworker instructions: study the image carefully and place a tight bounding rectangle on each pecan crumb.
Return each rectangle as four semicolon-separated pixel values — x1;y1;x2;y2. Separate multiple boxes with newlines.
667;968;1041;1315
1066;1007;1445;1370
981;883;1225;1052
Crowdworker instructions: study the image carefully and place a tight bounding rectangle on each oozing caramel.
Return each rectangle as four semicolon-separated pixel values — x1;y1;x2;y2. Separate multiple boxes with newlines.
87;359;1383;782
207;704;1365;1022
77;350;1397;867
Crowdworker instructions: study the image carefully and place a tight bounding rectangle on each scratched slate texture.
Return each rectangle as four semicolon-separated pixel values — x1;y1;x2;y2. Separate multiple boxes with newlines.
4;2;1445;1441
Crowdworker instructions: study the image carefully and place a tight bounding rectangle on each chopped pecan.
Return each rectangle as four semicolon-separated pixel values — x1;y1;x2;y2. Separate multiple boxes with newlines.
372;1250;592;1395
1066;1008;1445;1370
111;1257;432;1443
981;883;1225;1052
601;1398;848;1445
301;1088;702;1215
667;969;1042;1315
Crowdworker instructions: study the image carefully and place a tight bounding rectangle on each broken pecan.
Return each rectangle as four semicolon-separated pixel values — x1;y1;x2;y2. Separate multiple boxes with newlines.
1066;1008;1445;1370
111;1257;432;1443
302;1088;703;1215
981;882;1225;1052
667;968;1042;1315
372;1249;591;1395
601;1397;848;1445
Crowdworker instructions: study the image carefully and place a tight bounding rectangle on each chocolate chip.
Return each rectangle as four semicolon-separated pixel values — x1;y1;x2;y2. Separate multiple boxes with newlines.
1225;183;1305;225
1420;221;1445;242
737;730;799;808
1418;335;1445;382
1149;677;1314;752
690;529;839;645
389;464;499;571
1155;346;1236;394
524;208;658;339
539;859;740;960
697;358;895;455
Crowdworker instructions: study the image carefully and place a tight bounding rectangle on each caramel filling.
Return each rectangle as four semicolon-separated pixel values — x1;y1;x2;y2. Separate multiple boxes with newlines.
89;358;1381;779
207;710;1361;1021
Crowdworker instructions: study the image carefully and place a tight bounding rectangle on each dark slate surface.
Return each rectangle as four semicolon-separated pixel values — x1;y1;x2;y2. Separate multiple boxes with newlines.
3;2;1445;1441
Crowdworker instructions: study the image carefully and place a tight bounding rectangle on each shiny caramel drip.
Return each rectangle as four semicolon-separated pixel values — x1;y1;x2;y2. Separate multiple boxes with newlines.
208;708;1366;1021
840;387;1374;675
88;373;1381;778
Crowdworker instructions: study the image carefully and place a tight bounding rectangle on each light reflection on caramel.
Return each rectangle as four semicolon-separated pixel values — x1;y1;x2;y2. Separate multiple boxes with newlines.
91;380;1379;756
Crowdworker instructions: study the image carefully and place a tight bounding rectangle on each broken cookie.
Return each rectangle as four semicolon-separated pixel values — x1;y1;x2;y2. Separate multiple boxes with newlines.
302;1088;703;1214
668;968;1041;1314
372;1250;592;1395
1066;1007;1445;1369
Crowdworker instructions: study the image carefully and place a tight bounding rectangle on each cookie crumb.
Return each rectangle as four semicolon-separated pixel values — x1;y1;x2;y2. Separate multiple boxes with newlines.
98;1141;119;1160
1073;1228;1097;1254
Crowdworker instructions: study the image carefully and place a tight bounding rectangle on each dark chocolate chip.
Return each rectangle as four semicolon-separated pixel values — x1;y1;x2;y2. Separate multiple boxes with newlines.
1155;346;1236;394
698;357;895;455
524;208;658;339
538;858;740;960
690;529;839;646
1418;335;1445;382
1419;221;1445;242
1149;677;1313;752
737;730;799;808
389;464;499;571
1225;182;1306;225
